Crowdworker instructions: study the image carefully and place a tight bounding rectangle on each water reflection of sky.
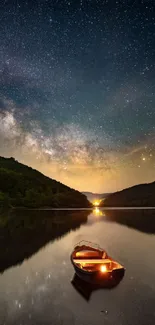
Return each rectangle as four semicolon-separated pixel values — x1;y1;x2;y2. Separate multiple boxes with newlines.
1;210;155;325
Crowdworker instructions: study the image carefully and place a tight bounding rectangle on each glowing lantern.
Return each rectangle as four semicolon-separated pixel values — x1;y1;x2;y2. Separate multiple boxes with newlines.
100;265;107;273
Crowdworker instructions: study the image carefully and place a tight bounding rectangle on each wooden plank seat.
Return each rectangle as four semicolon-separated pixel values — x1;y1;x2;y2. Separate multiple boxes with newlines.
73;258;112;264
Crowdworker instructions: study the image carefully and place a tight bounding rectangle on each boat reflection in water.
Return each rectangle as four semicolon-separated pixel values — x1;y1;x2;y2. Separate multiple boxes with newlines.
71;270;125;301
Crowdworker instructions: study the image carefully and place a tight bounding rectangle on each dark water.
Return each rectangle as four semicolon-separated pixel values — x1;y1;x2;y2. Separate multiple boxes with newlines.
0;208;155;325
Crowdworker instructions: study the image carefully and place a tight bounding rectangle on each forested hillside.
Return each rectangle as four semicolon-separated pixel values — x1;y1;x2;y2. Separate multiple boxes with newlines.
0;157;91;208
103;182;155;207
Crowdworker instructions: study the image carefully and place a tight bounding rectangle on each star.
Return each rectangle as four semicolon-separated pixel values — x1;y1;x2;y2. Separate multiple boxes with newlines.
0;0;155;193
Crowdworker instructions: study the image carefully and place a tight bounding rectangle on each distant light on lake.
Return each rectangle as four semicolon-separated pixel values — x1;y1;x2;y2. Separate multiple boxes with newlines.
94;207;103;217
93;200;100;207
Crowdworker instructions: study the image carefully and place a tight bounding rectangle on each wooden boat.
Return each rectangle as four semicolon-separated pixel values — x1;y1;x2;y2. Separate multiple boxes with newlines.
70;241;125;285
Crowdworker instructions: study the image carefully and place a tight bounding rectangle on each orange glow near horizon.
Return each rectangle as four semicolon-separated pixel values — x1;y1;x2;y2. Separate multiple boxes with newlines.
93;200;100;206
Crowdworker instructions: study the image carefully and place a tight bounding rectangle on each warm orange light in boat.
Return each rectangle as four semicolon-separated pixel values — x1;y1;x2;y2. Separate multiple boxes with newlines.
100;265;107;273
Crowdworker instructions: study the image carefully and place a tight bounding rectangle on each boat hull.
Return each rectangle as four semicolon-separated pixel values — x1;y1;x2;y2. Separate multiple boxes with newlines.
70;242;125;285
71;260;125;285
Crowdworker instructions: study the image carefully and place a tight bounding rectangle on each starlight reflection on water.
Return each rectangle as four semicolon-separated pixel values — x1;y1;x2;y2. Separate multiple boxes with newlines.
0;209;155;325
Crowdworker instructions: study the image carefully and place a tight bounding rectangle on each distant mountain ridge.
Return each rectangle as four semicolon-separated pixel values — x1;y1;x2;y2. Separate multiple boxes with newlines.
103;181;155;207
83;191;111;202
0;156;91;208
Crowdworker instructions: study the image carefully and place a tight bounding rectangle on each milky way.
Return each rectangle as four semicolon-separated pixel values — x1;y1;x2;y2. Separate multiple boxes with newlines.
0;0;155;192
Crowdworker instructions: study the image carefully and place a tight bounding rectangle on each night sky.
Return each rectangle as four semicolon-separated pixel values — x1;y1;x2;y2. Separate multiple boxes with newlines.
0;0;155;193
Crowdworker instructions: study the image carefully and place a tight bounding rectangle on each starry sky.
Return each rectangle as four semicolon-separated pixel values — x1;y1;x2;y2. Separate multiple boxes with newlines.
0;0;155;193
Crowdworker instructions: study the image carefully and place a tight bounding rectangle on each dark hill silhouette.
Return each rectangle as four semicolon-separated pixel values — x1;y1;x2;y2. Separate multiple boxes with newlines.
103;182;155;207
0;156;91;208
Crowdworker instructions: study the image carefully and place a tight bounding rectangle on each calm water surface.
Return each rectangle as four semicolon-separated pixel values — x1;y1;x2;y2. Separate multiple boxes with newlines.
0;208;155;325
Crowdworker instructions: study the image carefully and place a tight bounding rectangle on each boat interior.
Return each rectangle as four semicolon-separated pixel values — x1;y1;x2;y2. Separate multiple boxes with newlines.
72;247;123;273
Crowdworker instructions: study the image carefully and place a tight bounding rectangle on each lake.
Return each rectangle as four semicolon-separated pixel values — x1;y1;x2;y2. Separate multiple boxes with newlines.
0;208;155;325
